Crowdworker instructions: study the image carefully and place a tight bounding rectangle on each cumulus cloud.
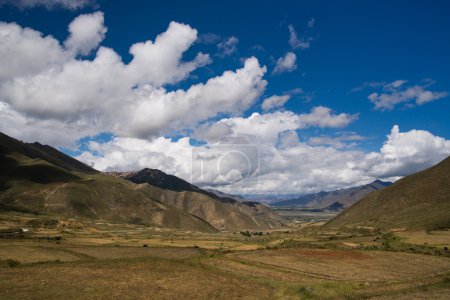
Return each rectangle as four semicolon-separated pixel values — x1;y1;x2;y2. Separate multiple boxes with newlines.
273;52;297;74
126;21;212;87
64;11;107;56
308;18;316;28
0;0;96;10
0;15;268;145
0;22;67;81
217;36;238;57
288;25;312;50
297;106;358;129
194;107;358;144
77;125;450;195
0;101;94;147
261;95;290;111
78;136;194;176
3;11;449;195
357;125;450;178
366;80;448;110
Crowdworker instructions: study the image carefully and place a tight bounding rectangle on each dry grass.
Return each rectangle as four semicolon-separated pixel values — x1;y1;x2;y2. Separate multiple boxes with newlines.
0;258;274;300
1;214;450;299
230;248;450;282
67;246;202;260
396;230;450;246
0;241;81;263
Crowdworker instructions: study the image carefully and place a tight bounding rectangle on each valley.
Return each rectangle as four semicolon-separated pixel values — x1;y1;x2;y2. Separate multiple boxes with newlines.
1;132;449;299
1;212;449;299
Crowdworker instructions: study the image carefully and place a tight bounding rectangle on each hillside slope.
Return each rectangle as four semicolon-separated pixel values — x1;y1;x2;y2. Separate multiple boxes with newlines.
274;180;391;209
0;132;217;232
120;169;284;230
326;157;450;229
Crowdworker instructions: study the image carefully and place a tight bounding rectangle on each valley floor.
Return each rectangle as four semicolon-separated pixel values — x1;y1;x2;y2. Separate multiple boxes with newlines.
1;213;450;299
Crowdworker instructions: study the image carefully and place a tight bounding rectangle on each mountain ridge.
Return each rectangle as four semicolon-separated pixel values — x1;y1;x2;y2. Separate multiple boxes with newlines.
114;169;284;230
273;180;392;209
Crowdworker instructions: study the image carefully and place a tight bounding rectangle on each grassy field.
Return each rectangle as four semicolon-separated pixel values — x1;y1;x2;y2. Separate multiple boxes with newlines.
1;213;450;299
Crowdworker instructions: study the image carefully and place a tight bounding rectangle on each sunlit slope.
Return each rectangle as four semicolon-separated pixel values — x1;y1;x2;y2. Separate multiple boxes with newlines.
122;168;284;230
327;157;450;229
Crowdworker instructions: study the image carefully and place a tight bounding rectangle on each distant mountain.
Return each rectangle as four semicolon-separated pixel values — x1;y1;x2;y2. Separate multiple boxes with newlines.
0;132;217;233
273;180;392;209
324;201;344;211
117;169;284;230
326;156;450;230
205;189;247;202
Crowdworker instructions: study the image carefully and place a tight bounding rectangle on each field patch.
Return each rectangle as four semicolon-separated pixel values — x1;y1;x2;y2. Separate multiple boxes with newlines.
0;243;81;263
67;246;202;260
230;249;450;282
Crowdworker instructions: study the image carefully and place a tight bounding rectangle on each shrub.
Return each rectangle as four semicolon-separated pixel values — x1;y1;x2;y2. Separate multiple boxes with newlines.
3;259;21;268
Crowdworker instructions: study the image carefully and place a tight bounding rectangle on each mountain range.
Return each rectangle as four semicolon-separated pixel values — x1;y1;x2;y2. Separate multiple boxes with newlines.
0;132;283;232
273;180;392;210
111;169;284;230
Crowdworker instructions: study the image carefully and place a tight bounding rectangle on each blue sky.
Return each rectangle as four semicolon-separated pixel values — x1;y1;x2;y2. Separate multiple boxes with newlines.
0;0;449;194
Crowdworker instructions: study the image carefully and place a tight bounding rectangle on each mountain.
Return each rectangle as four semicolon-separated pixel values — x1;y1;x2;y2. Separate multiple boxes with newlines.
0;132;217;232
0;132;97;174
324;201;344;211
117;169;284;230
326;156;450;230
205;189;247;202
273;180;392;209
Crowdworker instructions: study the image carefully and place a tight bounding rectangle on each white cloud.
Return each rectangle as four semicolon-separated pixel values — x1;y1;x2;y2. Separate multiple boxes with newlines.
0;0;96;10
308;18;316;28
367;80;448;110
358;125;450;178
126;21;212;87
194;107;358;144
0;101;95;147
217;36;238;57
78;136;193;176
273;52;297;74
308;133;366;149
288;25;311;50
0;22;67;81
261;95;290;111
77;125;450;194
3;11;449;195
120;57;266;138
64;11;107;56
297;106;359;129
0;15;268;145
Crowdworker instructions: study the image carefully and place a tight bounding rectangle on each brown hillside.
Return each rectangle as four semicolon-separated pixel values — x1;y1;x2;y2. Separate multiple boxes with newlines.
0;132;217;233
137;184;283;230
326;156;450;229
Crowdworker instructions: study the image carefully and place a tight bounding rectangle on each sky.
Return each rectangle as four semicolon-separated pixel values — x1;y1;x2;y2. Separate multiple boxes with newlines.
0;0;449;195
